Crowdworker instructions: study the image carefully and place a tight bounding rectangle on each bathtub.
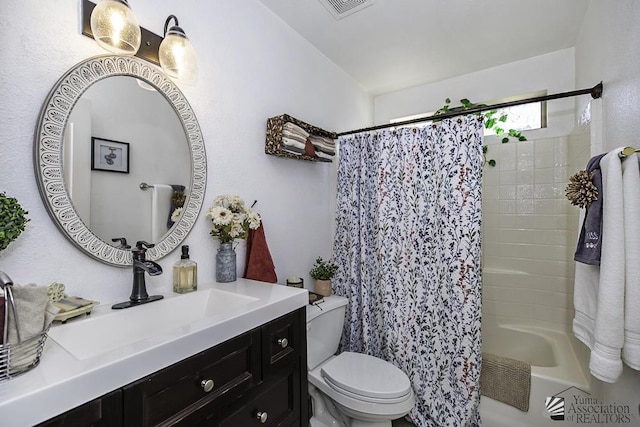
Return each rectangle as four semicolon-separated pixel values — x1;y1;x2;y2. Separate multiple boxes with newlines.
479;322;590;427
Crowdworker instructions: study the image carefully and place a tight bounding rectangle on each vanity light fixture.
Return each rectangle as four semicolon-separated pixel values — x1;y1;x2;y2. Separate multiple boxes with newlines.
90;0;141;55
159;15;198;84
82;2;198;83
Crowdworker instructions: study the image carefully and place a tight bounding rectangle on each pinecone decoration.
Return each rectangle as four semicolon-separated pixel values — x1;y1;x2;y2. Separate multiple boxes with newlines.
565;169;598;208
171;190;186;208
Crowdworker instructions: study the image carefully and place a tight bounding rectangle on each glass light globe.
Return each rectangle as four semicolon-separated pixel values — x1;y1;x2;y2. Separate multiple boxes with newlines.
90;0;141;55
159;30;198;84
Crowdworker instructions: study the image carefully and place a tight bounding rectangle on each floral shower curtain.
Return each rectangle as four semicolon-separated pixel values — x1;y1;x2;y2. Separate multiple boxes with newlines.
333;116;484;427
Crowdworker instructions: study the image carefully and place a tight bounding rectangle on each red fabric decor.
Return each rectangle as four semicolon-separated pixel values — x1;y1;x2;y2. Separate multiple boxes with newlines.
304;139;316;157
244;223;277;283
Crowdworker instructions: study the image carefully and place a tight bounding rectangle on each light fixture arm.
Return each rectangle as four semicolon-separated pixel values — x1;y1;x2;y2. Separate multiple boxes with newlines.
164;15;179;36
163;14;188;39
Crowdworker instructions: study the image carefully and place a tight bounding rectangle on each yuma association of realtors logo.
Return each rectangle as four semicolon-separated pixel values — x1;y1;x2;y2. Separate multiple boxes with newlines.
545;395;566;420
545;387;633;424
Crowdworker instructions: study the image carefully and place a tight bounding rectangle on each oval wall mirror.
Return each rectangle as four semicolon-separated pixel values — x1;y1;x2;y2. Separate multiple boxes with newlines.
34;55;206;266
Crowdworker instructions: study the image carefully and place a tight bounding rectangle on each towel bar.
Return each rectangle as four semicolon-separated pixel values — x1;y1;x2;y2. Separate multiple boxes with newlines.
618;147;640;159
140;182;155;190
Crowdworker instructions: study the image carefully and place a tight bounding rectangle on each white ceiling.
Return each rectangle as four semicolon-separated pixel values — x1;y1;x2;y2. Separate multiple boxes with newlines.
258;0;590;95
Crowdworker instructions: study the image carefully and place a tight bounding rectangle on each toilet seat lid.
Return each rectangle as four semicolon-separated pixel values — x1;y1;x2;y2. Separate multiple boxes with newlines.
320;352;411;400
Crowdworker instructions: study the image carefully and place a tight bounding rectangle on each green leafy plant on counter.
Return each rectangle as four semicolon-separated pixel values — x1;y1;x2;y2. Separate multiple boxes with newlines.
434;98;527;167
0;192;29;252
309;257;338;281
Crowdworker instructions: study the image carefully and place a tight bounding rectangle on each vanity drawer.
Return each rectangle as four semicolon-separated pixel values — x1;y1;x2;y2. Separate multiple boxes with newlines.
217;368;300;427
262;309;302;375
123;328;261;427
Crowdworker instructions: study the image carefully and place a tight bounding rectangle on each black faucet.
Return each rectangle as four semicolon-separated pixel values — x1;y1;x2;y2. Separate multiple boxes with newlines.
112;241;164;309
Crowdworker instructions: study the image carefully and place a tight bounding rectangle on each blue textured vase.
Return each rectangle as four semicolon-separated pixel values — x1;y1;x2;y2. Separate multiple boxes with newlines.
216;242;237;282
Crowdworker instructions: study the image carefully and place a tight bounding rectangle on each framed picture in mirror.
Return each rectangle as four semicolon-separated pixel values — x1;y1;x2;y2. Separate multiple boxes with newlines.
91;137;130;173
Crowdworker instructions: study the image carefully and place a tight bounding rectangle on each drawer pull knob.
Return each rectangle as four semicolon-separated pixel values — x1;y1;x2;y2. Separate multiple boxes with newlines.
277;338;288;348
256;411;268;423
201;379;215;393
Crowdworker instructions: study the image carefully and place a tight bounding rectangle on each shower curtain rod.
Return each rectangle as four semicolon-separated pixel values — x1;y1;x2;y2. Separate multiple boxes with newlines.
336;82;603;137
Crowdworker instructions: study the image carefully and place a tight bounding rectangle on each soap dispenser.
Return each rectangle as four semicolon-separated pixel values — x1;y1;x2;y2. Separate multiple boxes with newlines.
173;245;197;293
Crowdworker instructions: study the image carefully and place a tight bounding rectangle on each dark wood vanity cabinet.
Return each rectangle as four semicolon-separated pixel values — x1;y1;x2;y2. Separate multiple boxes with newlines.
38;308;308;427
36;390;123;427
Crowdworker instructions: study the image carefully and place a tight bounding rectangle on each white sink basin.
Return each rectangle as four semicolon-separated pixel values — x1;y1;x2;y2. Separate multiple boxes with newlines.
49;289;259;360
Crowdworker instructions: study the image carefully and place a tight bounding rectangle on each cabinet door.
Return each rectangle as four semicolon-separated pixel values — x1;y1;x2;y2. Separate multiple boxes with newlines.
123;328;261;427
262;310;301;377
262;308;308;424
36;390;122;427
216;368;300;427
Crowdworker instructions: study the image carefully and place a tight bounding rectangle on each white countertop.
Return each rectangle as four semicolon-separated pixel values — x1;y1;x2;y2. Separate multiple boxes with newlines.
0;279;308;426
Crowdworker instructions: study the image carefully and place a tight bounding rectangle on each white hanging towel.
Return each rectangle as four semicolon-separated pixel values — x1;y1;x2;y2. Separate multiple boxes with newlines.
151;184;173;243
573;148;625;383
622;153;640;369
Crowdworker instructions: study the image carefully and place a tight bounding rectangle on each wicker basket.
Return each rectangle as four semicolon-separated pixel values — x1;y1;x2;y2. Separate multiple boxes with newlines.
1;274;50;383
0;328;49;382
265;114;337;162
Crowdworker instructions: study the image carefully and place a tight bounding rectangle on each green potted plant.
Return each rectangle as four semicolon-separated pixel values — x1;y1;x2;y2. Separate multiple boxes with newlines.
309;257;338;297
0;192;29;253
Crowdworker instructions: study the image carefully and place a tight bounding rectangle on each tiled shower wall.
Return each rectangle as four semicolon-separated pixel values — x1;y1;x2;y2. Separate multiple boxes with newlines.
482;132;590;332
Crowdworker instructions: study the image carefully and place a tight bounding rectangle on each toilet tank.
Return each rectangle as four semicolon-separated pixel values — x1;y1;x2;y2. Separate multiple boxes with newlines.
306;295;348;370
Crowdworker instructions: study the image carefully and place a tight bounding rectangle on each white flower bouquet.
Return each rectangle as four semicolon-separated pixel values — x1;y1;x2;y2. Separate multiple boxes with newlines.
205;195;261;243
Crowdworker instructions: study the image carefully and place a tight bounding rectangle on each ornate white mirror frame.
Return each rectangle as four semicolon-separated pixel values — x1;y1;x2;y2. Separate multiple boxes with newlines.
34;55;206;266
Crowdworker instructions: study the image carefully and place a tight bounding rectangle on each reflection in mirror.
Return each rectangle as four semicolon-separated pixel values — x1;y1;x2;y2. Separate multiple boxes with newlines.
35;55;206;266
63;76;190;246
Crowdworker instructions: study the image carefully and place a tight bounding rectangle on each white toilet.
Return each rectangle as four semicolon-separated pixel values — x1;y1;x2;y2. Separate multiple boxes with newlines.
307;295;415;427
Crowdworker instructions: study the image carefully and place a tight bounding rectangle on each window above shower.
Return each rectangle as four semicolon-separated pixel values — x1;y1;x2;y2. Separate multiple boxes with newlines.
390;90;548;135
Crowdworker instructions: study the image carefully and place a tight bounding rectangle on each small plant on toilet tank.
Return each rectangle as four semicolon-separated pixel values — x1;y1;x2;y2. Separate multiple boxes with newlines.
309;257;338;297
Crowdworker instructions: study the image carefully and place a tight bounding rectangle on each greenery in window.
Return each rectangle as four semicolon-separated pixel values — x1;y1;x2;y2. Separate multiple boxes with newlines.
434;98;527;167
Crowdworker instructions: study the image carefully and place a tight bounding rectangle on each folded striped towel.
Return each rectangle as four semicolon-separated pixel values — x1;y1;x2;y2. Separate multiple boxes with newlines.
316;150;334;160
281;143;304;155
309;134;336;147
282;129;308;144
313;155;332;163
313;144;335;156
283;122;310;138
308;135;336;155
282;137;306;150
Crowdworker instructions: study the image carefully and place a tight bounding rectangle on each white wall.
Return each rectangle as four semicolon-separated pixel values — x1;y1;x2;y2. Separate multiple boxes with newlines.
374;48;577;141
573;0;640;413
0;0;371;305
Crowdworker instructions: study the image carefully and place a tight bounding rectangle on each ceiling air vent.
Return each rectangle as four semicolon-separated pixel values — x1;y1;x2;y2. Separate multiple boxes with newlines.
318;0;375;20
